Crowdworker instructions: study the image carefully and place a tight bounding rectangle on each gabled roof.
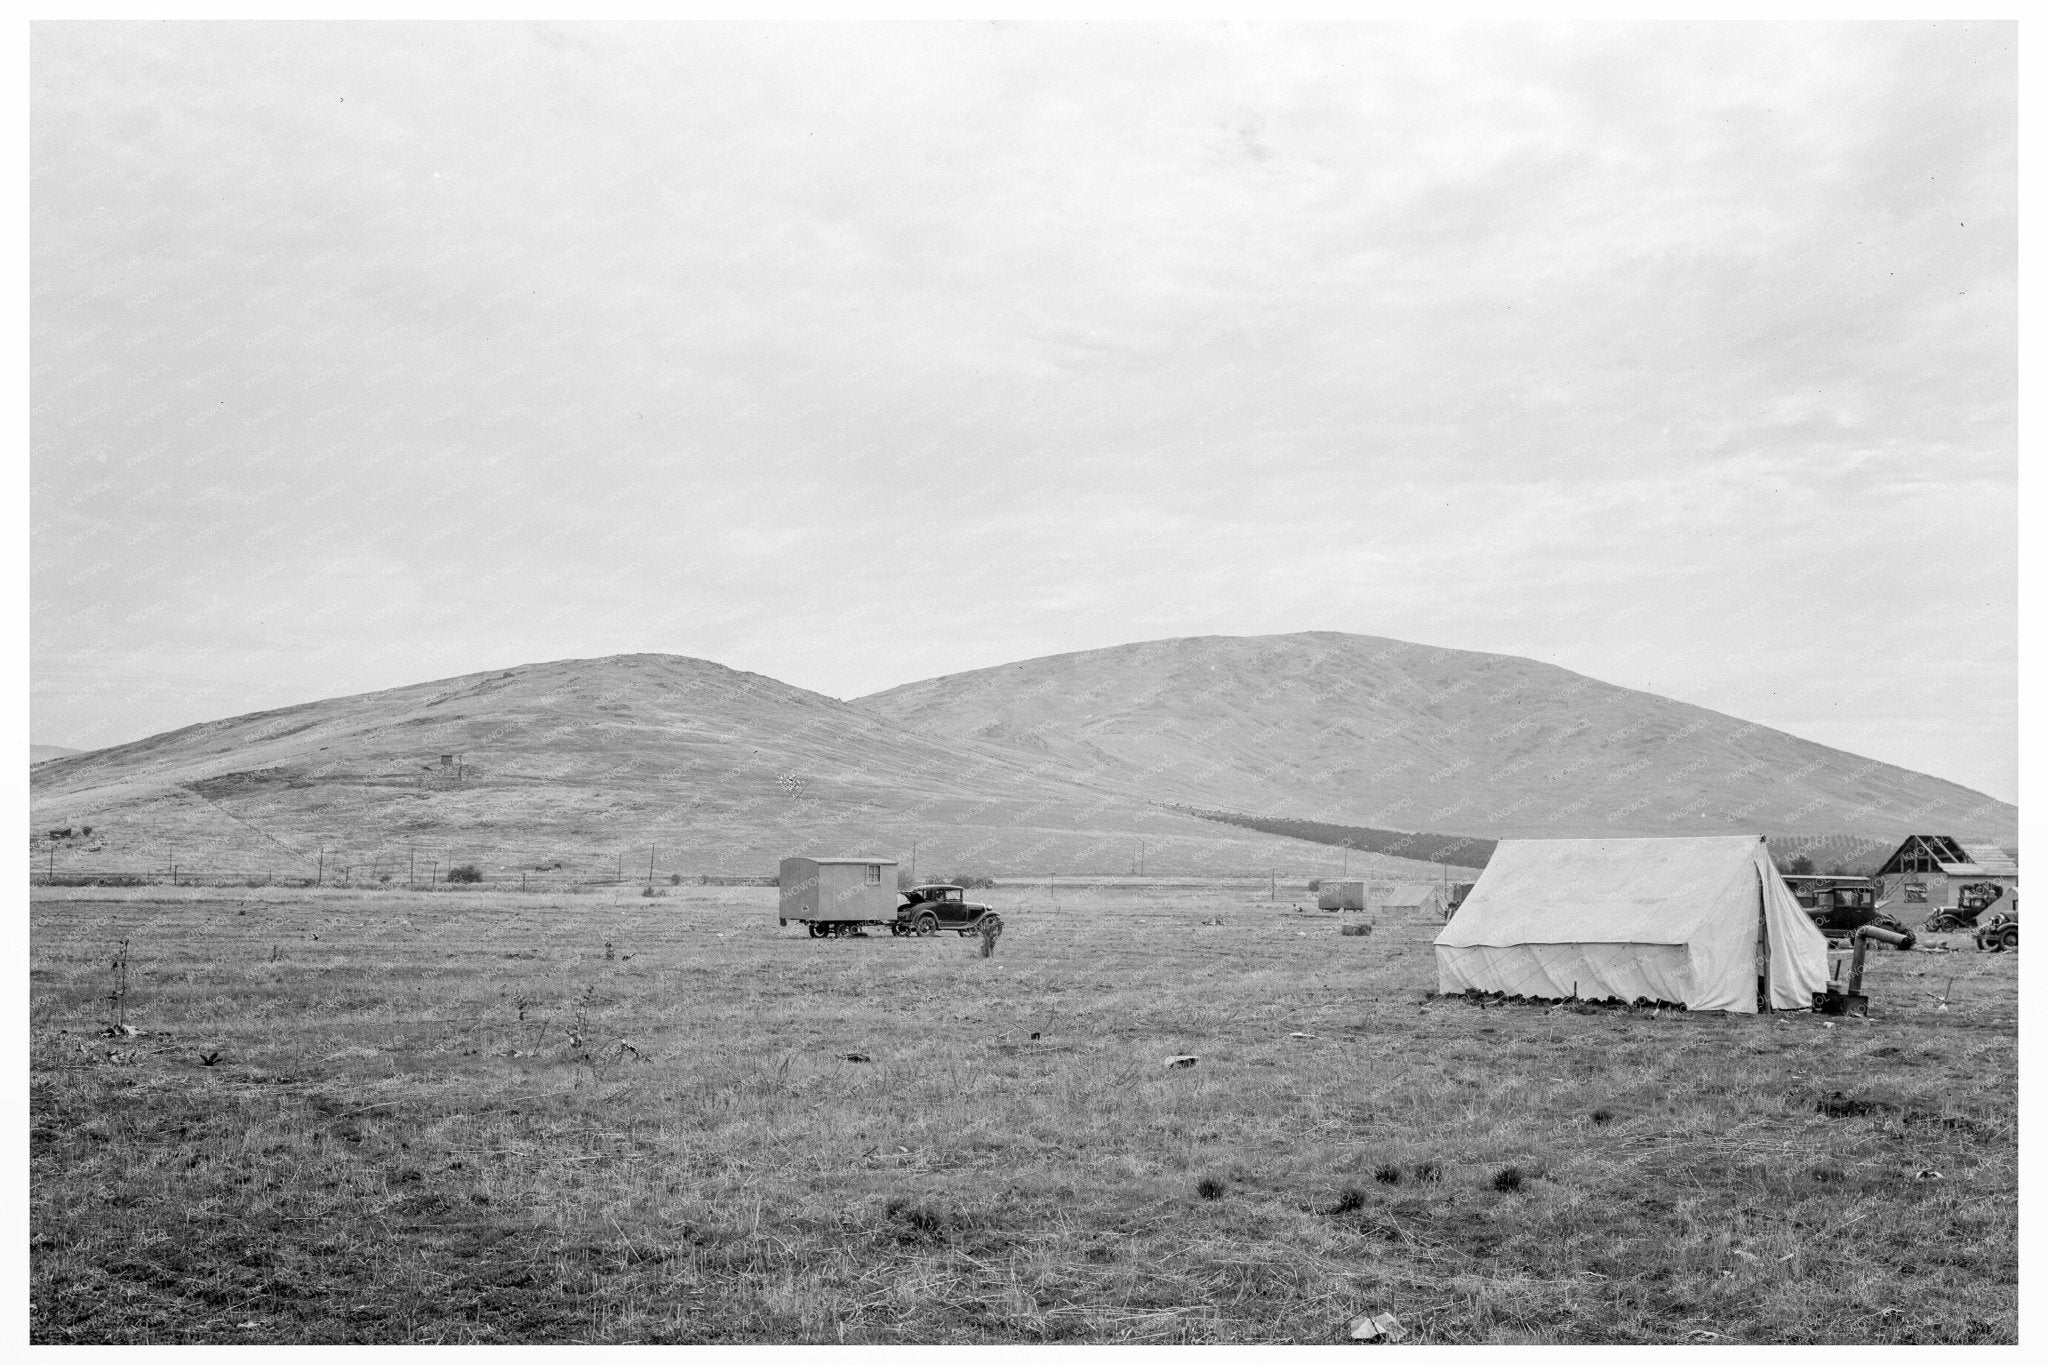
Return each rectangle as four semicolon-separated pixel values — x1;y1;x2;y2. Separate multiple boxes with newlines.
1958;843;2019;876
1877;835;2018;878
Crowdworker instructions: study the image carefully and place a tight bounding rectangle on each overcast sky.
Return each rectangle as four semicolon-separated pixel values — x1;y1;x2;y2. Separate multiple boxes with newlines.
31;22;2016;802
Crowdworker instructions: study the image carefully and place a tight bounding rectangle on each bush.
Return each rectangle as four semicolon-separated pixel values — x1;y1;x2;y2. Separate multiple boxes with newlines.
1306;878;1322;891
447;864;483;884
948;874;997;890
668;872;682;885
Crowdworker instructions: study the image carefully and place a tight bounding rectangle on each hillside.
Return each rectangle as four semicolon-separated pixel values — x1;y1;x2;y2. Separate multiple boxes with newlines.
855;633;2017;844
31;745;82;764
27;654;1451;882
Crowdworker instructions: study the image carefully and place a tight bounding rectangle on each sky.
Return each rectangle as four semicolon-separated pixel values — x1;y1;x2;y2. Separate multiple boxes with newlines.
31;21;2017;802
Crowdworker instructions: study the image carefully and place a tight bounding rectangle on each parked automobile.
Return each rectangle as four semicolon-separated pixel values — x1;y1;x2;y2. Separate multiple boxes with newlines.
1975;906;2019;952
1781;875;1915;949
894;883;1003;938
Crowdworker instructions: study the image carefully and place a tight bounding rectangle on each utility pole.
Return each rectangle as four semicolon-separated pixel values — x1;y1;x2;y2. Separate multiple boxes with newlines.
1343;843;1350;877
317;846;324;886
409;849;415;888
647;844;656;891
910;842;918;883
617;852;624;884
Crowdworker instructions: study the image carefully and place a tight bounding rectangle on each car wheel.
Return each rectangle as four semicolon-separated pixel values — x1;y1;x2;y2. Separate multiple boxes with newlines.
2001;925;2019;950
915;914;937;937
807;923;824;938
983;914;1003;937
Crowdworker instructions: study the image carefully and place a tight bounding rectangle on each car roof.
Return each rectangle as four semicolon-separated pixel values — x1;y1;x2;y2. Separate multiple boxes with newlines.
907;883;965;892
1781;875;1872;883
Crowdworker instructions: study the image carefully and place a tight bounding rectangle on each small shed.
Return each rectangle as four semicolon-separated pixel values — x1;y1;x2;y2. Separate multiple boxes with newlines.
1871;835;2018;912
1317;879;1365;911
778;855;898;927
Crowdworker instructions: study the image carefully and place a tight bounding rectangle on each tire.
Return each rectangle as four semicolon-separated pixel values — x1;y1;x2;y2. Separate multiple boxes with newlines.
982;914;1003;938
808;923;825;938
914;914;937;937
1925;913;1957;933
2001;924;2019;951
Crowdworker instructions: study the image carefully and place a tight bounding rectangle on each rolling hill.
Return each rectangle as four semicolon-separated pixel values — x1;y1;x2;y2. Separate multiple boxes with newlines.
855;632;2017;845
27;654;1447;882
31;745;82;764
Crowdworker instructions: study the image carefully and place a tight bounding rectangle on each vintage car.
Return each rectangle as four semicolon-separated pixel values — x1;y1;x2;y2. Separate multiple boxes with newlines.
1781;875;1915;949
895;883;1003;938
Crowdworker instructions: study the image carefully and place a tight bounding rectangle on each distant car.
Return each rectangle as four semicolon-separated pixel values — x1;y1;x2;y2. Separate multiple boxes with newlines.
895;884;1003;938
1781;875;1915;949
1925;882;2013;934
1975;905;2018;952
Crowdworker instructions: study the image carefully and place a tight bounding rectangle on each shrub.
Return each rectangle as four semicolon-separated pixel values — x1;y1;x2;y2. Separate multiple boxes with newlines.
668;873;681;885
1196;1176;1227;1200
1492;1166;1525;1193
447;864;483;884
1306;878;1322;891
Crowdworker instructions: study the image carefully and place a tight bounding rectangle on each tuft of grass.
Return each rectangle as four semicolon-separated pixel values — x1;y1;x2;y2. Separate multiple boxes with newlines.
1591;1108;1614;1125
1196;1176;1227;1201
1492;1165;1525;1193
1413;1162;1441;1184
1374;1163;1401;1185
1327;1187;1367;1214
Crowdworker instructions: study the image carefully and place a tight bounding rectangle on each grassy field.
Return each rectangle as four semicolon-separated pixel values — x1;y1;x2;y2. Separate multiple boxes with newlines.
30;880;2017;1344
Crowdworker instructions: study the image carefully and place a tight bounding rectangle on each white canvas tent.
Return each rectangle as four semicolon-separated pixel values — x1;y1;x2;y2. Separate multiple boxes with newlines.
1433;836;1827;1013
1372;882;1447;919
1317;880;1449;916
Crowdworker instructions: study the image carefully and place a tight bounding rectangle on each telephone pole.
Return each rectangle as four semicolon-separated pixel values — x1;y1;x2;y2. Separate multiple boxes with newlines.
647;844;656;890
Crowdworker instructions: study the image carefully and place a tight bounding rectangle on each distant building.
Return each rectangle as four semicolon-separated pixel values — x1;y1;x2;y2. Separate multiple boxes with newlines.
1871;835;2017;911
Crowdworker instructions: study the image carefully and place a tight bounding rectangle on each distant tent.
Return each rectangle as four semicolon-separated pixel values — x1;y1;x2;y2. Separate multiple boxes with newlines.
1371;882;1447;919
1433;836;1827;1013
1315;880;1447;917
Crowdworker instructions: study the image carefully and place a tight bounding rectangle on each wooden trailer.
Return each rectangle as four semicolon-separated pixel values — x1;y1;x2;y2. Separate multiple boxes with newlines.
778;855;899;936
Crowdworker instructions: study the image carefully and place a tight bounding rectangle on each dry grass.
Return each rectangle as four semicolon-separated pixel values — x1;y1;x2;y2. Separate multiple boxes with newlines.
29;882;2016;1343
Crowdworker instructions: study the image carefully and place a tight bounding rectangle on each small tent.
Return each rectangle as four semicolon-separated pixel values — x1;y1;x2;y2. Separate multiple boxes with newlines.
1433;836;1827;1013
1316;880;1449;917
1371;882;1448;920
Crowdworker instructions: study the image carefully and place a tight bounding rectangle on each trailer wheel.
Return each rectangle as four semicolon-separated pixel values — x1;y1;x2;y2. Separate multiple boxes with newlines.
808;923;825;938
914;914;938;937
